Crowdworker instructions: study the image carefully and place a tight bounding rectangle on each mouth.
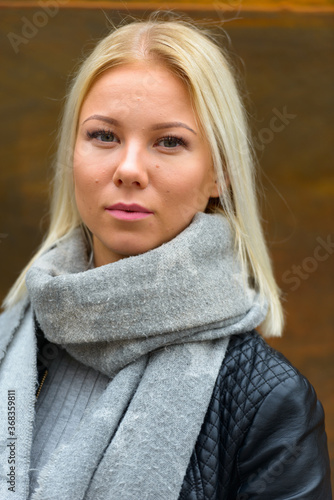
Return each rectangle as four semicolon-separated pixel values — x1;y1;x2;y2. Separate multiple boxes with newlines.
105;202;154;221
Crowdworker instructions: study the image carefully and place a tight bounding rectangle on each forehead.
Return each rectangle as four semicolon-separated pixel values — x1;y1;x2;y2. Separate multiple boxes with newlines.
80;62;194;117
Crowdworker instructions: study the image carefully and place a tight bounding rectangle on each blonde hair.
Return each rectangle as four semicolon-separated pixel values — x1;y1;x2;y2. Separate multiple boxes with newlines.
3;14;283;336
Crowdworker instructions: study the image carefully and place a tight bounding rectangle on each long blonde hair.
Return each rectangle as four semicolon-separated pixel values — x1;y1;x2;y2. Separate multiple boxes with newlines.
3;14;283;337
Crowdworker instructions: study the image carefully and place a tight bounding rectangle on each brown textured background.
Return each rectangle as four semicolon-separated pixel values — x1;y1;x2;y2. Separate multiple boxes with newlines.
0;0;333;486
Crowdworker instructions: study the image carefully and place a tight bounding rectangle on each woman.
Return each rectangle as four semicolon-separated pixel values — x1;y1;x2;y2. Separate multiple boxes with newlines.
0;15;331;500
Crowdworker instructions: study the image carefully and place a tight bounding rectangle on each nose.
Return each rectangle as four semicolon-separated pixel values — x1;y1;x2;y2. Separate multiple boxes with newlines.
112;143;149;189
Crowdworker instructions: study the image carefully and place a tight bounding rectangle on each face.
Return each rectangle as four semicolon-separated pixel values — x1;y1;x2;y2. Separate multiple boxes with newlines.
73;62;219;266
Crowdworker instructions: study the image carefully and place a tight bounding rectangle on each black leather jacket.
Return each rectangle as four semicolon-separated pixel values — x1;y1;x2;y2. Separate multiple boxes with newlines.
179;331;332;500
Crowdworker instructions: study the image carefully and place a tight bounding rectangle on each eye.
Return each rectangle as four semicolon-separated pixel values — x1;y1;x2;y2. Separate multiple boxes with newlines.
86;129;118;143
155;135;187;149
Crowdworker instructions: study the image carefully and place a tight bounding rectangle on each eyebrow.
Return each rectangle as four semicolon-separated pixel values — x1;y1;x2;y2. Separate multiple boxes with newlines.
151;122;197;135
82;115;197;135
82;115;120;127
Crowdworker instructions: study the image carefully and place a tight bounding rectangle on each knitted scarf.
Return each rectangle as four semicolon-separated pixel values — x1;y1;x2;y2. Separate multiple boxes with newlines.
0;213;267;500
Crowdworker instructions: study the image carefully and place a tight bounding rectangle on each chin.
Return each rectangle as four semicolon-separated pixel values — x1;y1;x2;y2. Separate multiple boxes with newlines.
115;242;157;258
104;237;160;261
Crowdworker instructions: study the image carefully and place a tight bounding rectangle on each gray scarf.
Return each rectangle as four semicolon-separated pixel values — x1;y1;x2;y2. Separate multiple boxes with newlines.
0;213;267;500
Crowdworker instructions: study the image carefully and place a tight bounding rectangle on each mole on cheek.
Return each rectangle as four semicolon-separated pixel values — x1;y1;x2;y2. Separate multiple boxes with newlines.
155;165;160;169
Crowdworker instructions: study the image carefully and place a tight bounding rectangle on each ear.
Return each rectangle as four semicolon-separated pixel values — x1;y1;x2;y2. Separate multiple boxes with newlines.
209;179;220;198
210;169;230;198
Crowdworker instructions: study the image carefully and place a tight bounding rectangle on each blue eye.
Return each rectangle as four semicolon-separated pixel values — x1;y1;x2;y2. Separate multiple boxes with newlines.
156;136;187;148
87;129;117;142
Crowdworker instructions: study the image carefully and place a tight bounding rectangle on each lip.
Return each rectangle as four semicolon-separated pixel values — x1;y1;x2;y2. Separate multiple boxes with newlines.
105;202;153;221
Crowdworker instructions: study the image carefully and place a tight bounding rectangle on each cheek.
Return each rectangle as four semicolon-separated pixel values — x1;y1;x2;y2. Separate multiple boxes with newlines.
74;141;116;184
73;143;87;186
73;135;95;165
73;145;104;193
73;161;98;213
180;170;215;211
158;181;205;224
73;163;89;198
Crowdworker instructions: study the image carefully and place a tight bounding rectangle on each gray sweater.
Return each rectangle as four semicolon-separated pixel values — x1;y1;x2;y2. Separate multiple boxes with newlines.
29;346;110;497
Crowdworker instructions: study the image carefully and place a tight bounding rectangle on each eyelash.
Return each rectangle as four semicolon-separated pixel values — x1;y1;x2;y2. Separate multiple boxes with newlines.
86;129;188;148
86;129;117;142
157;135;188;148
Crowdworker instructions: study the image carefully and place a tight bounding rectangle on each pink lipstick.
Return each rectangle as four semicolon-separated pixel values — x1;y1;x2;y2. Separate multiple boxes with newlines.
105;203;153;221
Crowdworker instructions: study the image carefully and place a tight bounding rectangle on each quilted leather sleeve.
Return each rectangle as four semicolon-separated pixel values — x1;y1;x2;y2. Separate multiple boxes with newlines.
179;332;332;500
236;373;332;499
